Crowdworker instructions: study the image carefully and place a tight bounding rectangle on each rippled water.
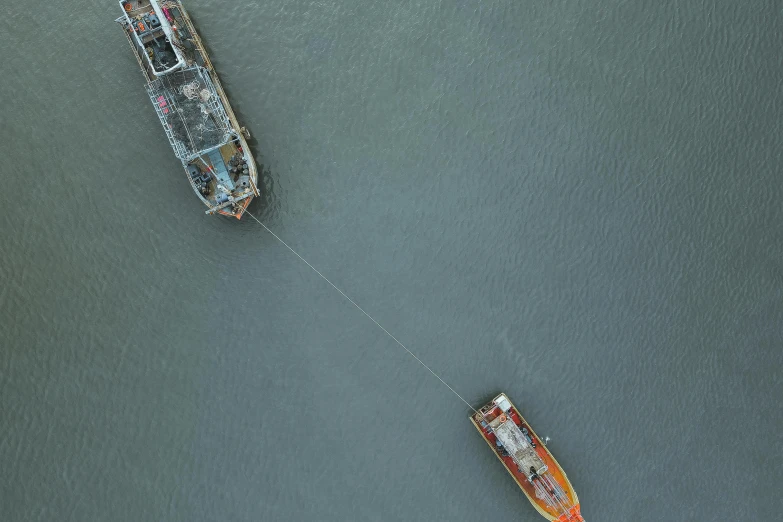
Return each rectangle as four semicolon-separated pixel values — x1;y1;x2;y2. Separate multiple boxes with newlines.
1;1;782;520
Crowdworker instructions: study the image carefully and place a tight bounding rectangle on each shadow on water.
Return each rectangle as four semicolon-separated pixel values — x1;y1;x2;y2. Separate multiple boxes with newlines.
247;156;277;222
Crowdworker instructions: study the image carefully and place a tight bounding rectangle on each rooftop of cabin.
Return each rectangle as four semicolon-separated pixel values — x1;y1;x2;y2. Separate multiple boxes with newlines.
145;66;232;160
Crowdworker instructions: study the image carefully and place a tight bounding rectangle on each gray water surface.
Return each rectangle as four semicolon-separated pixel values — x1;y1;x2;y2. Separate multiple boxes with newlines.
2;1;782;520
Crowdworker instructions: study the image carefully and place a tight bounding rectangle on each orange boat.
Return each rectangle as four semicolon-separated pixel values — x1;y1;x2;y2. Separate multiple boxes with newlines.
470;394;585;521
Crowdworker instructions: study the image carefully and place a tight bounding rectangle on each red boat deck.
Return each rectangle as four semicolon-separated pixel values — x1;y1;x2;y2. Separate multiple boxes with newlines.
470;394;584;522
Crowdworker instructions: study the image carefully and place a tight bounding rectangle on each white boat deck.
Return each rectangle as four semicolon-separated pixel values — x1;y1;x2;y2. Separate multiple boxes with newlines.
492;416;547;477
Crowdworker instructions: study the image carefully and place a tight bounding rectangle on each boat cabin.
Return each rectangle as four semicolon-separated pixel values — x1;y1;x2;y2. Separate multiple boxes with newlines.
119;0;186;76
483;394;549;480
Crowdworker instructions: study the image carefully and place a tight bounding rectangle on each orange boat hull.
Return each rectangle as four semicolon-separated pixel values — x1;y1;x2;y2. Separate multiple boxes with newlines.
470;394;584;521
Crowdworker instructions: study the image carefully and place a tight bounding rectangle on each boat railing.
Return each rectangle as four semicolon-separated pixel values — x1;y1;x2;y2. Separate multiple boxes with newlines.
144;82;190;160
171;2;244;136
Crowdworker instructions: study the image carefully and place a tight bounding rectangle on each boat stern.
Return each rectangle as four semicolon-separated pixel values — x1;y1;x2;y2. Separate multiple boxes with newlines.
218;196;253;219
